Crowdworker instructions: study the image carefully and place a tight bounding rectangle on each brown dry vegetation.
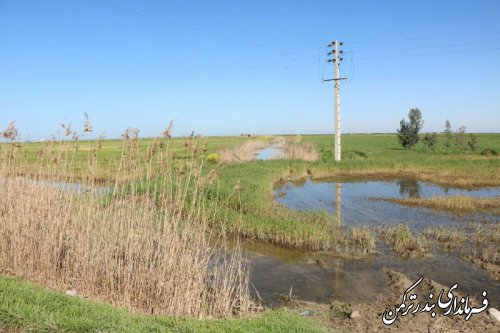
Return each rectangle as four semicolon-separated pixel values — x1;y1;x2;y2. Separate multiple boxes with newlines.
217;135;318;163
424;224;500;281
282;136;319;161
0;134;254;318
378;224;428;257
218;139;269;163
384;195;500;215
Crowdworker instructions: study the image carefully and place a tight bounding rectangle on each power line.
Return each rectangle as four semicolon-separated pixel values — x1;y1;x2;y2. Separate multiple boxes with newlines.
141;0;317;49
348;40;500;53
354;46;500;60
346;30;500;45
191;0;325;44
89;0;315;57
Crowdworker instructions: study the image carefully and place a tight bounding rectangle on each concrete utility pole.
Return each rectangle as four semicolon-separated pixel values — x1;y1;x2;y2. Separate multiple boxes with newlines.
326;40;345;162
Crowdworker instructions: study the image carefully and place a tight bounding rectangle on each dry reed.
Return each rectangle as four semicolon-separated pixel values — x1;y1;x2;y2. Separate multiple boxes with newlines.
218;140;269;163
282;136;318;161
0;125;253;318
385;195;500;215
378;224;428;257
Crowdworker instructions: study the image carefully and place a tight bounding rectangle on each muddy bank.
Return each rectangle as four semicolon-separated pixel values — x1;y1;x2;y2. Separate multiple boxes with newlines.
286;270;499;332
242;236;500;309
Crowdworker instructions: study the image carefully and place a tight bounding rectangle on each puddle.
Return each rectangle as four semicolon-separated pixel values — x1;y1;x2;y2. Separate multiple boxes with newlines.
0;177;112;195
255;141;285;160
38;179;112;195
275;178;499;232
241;178;500;307
244;239;500;308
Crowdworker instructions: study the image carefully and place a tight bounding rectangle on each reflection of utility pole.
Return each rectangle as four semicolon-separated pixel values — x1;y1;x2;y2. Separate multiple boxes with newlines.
335;182;342;228
326;40;346;162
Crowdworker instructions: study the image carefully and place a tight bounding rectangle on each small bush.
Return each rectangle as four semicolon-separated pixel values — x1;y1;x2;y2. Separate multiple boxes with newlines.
343;150;368;159
206;152;220;163
468;134;479;151
331;301;352;318
455;125;466;152
480;148;498;156
444;120;452;151
422;132;437;151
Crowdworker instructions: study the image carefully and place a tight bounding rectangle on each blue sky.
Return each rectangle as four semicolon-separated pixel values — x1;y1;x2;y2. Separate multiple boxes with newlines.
1;0;499;140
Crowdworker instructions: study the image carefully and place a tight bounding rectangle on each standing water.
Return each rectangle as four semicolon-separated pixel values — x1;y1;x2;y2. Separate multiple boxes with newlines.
244;178;500;306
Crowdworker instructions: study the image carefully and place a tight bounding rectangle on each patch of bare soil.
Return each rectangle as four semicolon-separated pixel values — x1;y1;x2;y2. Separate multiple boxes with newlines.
287;269;499;332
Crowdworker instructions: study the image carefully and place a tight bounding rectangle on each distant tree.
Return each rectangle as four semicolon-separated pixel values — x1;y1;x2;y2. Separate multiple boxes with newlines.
468;133;479;151
423;132;438;151
455;125;466;152
444;120;452;151
397;108;423;149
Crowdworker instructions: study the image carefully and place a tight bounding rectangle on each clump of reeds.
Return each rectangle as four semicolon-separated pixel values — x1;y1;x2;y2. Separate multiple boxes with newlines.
423;226;467;250
0;119;253;318
283;136;319;161
384;195;500;215
218;140;269;163
334;226;377;255
378;224;428;257
423;224;500;280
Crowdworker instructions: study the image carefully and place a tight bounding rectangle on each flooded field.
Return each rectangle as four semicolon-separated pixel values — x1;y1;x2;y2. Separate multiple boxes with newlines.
246;239;499;307
276;178;499;231
244;178;500;307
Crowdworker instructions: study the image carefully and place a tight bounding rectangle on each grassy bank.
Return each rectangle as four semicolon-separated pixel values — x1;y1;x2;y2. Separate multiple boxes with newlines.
0;275;327;333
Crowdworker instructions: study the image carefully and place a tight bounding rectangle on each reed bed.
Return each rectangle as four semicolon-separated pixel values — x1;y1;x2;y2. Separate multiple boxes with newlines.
378;224;428;257
0;126;253;318
384;195;500;215
218;139;269;163
283;136;318;161
423;224;500;280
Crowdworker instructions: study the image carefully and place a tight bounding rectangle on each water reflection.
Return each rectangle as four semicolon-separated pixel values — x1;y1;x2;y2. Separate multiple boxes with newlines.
334;182;341;227
275;178;499;231
239;178;500;307
397;179;422;198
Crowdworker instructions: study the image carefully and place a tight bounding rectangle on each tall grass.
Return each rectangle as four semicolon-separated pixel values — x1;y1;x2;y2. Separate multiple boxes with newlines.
384;195;500;214
0;126;253;318
218;139;269;163
283;136;318;161
378;224;427;257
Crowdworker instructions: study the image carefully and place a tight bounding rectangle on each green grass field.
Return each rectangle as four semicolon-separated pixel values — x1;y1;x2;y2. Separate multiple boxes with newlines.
0;276;327;333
